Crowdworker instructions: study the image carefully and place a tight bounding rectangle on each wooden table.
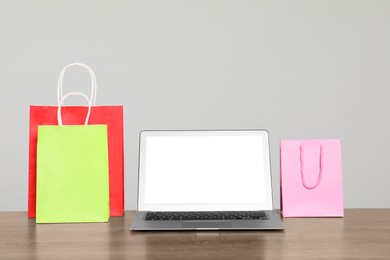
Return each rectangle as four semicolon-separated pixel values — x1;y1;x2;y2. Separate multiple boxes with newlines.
1;209;389;259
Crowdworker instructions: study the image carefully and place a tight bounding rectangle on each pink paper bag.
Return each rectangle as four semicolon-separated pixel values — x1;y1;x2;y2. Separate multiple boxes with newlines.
280;139;344;217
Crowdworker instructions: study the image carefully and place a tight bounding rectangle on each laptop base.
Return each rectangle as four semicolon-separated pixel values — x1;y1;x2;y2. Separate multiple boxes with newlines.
130;210;284;231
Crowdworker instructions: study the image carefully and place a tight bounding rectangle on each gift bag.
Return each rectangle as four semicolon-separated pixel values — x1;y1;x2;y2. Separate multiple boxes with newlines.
280;139;344;217
29;63;124;218
36;92;109;223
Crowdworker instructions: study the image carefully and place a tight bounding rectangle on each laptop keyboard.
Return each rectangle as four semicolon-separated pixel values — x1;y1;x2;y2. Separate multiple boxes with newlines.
145;211;269;221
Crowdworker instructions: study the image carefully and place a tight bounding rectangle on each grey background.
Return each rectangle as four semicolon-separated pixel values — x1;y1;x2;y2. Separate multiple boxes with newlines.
1;0;389;211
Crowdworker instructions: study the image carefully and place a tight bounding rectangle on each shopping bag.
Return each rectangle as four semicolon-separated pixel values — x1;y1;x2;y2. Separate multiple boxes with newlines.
36;92;109;223
280;139;344;217
29;63;124;218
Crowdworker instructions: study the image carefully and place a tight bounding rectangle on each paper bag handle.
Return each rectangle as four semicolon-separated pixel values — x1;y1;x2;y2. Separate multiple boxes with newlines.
299;145;323;190
57;92;92;126
57;63;97;106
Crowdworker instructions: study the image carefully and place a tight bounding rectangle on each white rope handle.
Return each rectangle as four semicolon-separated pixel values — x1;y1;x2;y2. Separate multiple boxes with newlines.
57;63;97;106
57;92;92;126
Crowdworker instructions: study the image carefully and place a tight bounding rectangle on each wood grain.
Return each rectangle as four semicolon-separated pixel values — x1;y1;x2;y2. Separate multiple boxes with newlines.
0;209;389;259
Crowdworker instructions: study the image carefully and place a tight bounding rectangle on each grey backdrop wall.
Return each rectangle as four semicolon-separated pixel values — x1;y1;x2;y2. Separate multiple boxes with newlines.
1;0;389;211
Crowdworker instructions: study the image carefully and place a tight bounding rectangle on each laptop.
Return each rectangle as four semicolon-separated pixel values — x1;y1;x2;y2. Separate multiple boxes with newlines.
130;130;284;230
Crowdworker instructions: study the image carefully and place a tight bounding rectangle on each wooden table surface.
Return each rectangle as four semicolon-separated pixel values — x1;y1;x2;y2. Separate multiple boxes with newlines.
1;209;389;259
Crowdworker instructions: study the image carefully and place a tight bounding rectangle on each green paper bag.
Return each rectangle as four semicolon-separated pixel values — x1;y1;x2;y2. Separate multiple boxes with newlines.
36;92;109;223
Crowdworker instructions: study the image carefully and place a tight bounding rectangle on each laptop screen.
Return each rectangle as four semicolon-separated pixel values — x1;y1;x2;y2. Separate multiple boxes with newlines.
138;130;273;211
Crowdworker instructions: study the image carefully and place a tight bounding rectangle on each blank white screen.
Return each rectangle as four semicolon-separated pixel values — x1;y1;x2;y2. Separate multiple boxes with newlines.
144;135;267;207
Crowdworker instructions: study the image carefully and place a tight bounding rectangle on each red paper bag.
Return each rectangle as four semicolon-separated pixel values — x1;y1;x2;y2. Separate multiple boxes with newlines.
28;63;124;217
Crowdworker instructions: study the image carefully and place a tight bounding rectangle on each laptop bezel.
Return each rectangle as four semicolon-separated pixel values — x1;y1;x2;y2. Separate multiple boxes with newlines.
136;130;274;212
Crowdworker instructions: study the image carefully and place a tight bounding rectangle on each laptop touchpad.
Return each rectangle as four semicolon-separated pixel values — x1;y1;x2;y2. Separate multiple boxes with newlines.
183;222;233;229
